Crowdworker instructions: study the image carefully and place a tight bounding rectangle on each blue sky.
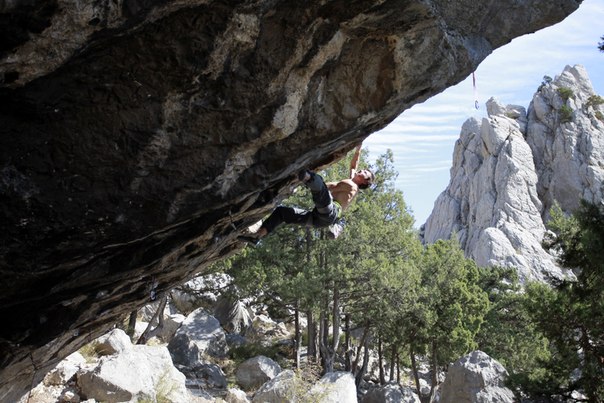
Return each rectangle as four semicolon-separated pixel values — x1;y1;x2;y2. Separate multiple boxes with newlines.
365;0;604;227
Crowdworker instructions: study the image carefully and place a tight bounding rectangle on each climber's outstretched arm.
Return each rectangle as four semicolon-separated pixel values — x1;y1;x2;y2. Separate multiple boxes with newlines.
349;144;362;178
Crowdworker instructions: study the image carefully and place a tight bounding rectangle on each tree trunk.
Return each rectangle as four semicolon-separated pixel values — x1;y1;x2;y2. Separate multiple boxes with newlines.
344;314;352;372
136;295;167;344
126;310;137;338
319;291;332;373
355;336;370;386
294;300;301;369
378;336;385;385
428;339;438;403
389;344;396;382
330;285;341;369
307;310;317;363
396;351;401;384
352;325;369;374
303;227;314;364
410;347;425;402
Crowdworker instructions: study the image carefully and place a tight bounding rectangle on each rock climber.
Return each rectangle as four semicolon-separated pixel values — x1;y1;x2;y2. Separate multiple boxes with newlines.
239;144;374;244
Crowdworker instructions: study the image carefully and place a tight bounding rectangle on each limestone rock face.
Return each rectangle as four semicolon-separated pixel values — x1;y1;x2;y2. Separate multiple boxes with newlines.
423;65;604;282
0;0;581;400
527;65;604;216
439;350;515;403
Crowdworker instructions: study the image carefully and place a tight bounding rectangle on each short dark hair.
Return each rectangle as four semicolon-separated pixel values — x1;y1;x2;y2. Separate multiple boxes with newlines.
358;170;375;190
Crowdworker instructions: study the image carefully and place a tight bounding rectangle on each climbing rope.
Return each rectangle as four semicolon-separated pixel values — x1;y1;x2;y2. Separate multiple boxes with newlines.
473;72;480;109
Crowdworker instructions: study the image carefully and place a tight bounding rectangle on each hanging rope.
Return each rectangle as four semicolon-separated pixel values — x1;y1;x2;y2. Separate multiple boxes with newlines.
472;72;479;109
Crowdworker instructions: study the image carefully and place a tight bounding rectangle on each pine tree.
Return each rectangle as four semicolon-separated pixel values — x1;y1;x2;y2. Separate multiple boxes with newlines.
474;267;551;398
409;239;489;402
517;202;604;402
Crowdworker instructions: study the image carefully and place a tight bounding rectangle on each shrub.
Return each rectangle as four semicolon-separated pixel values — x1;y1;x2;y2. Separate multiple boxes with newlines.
559;104;573;123
228;342;282;365
78;341;102;363
154;368;179;403
595;111;604;122
557;87;574;102
586;94;604;108
287;364;326;402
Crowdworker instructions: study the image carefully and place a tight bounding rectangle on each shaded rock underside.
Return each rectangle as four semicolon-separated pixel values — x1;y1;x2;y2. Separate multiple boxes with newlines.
0;0;581;400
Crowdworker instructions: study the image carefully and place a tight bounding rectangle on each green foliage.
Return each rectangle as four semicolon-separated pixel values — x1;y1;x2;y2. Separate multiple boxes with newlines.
223;148;492;395
557;87;575;102
412;239;489;363
475;267;551;397
559;104;573;123
78;341;103;363
155;368;180;403
286;364;325;402
135;368;179;403
586;94;604;108
585;94;604;122
515;201;604;402
228;342;284;366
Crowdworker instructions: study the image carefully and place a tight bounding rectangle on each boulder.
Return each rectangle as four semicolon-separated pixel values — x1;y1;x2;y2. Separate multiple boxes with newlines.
246;314;290;345
167;308;228;367
180;363;228;390
94;328;132;356
43;352;86;387
362;383;420;403
309;371;358;403
59;389;81;402
171;274;234;314
251;370;296;403
226;387;251;403
214;297;254;334
439;351;515;403
236;355;282;390
78;344;190;403
159;313;187;343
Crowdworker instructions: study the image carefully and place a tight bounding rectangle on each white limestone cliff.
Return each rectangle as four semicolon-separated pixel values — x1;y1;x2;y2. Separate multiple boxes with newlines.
422;65;604;282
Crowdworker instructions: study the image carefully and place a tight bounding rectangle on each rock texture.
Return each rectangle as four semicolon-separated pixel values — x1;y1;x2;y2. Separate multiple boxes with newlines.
309;371;358;403
78;331;191;403
167;308;228;367
236;355;282;390
251;369;296;403
0;0;582;400
362;382;420;403
423;65;603;282
439;350;515;403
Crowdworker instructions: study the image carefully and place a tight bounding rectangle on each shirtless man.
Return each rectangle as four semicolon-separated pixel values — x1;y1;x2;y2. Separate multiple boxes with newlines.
239;145;374;243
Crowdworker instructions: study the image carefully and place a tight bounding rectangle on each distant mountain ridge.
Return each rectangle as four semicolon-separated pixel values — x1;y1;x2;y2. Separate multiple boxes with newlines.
422;65;604;282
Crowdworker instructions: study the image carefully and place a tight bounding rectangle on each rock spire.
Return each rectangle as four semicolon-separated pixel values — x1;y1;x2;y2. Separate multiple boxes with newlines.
423;65;604;282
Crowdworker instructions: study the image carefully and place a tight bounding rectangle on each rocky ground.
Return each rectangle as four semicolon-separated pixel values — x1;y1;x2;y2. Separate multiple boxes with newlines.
18;274;514;403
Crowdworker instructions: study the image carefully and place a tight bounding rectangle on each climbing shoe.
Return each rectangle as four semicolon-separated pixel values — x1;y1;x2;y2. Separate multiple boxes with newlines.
297;169;312;183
